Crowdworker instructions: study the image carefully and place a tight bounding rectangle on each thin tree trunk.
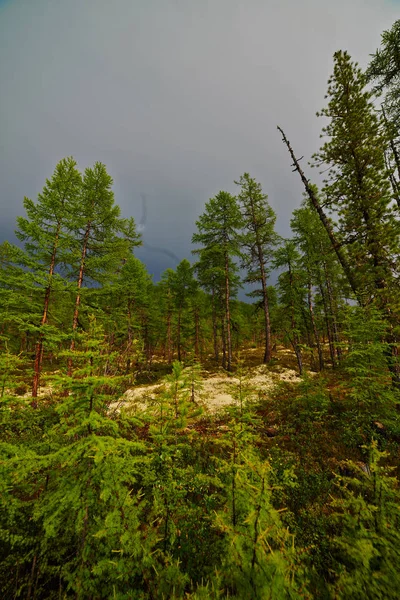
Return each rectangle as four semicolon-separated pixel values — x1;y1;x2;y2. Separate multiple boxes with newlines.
224;252;232;371
288;262;302;375
32;227;60;399
246;193;273;363
212;288;219;363
167;308;172;364
319;281;336;368
256;252;272;363
68;222;91;376
221;319;227;370
308;279;324;371
325;269;341;363
177;308;182;362
194;307;200;359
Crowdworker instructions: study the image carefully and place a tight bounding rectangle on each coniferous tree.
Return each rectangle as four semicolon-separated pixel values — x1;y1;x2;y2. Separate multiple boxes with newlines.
67;162;140;375
194;248;225;363
15;157;82;398
367;20;400;204
274;240;306;374
235;173;279;364
312;51;399;303
170;259;198;362
291;204;346;369
192;192;242;371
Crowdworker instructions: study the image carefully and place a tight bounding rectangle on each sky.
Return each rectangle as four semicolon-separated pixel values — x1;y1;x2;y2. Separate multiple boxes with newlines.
1;0;399;281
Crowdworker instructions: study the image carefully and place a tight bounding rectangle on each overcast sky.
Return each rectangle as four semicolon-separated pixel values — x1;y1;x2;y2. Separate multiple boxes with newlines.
1;0;399;280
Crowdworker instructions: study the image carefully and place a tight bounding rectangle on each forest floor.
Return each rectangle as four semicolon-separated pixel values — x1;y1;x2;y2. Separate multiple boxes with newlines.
109;346;307;415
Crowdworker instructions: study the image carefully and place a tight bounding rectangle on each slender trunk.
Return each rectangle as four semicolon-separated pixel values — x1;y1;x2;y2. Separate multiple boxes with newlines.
177;308;182;362
167;308;172;364
278;126;360;301
68;222;91;376
194;306;200;358
126;299;133;373
319;281;336;368
246;193;273;363
221;319;227;370
288;261;302;375
32;227;60;399
325;270;341;363
259;258;272;363
212;288;219;363
308;280;324;371
26;554;37;600
224;252;232;371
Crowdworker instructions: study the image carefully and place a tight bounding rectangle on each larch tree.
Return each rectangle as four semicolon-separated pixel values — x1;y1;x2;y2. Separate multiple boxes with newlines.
67;162;140;375
291;204;346;370
192;191;242;371
312;50;400;304
194;247;225;363
235;173;279;364
15;157;82;398
367;20;400;204
169;259;198;362
273;240;306;375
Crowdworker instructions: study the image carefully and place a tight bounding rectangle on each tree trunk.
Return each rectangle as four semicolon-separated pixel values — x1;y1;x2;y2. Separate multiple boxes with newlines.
68;222;91;376
288;261;302;375
319;281;336;368
212;288;219;363
224;252;232;371
194;307;200;359
177;308;182;362
166;309;172;364
32;227;60;399
308;279;324;371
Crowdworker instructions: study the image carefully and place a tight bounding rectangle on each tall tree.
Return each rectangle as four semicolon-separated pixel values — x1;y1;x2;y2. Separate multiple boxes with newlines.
15;157;82;398
291;204;346;370
367;20;400;203
67;162;140;375
273;240;306;375
235;173;279;363
170;259;198;362
312;50;399;303
194;248;225;363
192;191;242;371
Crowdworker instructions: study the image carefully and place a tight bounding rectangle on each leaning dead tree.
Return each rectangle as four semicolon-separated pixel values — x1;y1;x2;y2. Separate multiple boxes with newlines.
277;125;360;303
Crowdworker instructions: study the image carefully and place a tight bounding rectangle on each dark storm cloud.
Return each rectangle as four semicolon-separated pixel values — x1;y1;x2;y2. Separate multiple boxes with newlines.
0;0;398;280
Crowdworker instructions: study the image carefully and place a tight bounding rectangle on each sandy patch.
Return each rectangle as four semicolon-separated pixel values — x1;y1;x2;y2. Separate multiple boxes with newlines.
112;364;303;415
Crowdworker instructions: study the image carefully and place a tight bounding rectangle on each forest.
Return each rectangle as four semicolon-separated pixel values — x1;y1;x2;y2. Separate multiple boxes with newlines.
1;18;400;600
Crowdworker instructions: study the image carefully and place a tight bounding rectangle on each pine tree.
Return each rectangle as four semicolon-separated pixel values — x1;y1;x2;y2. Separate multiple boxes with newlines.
192;192;242;371
235;173;279;364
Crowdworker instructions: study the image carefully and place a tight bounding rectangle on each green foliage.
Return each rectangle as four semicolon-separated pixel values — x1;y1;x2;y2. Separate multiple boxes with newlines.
3;22;400;597
329;442;400;599
312;50;399;301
